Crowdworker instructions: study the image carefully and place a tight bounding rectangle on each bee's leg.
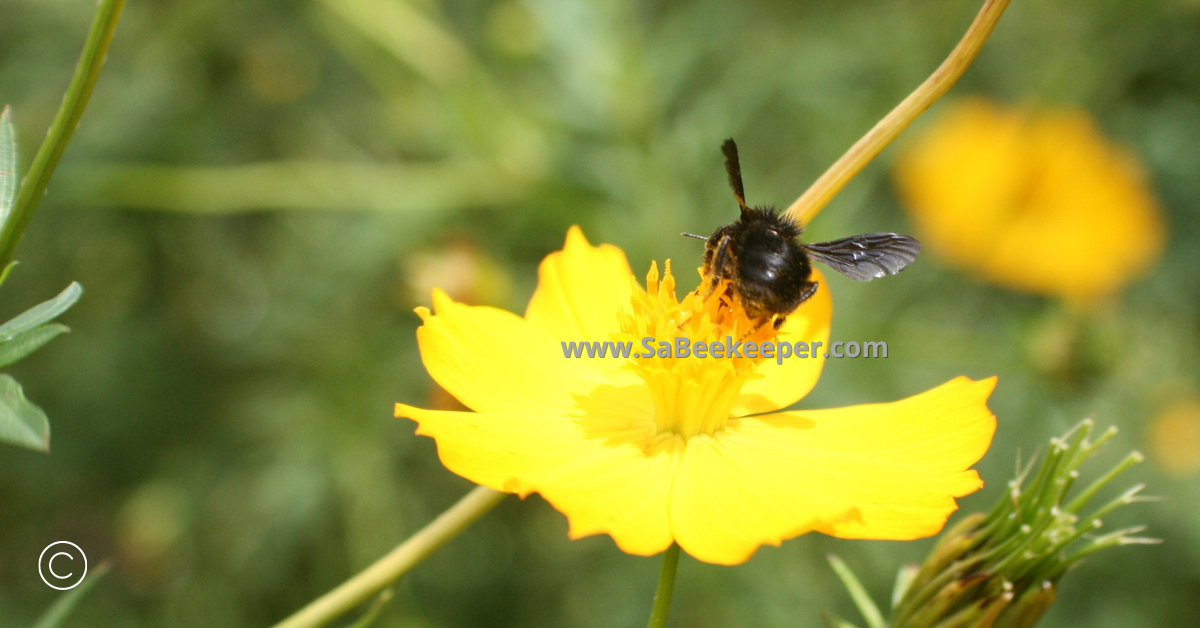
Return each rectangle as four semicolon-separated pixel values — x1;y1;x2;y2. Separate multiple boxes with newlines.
796;281;818;305
768;282;819;334
700;234;733;299
737;316;773;341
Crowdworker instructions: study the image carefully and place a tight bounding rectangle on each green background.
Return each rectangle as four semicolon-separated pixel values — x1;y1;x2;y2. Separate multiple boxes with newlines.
2;0;1198;626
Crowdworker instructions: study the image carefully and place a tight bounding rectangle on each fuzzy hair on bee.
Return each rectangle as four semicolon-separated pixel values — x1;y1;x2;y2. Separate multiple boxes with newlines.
683;139;921;331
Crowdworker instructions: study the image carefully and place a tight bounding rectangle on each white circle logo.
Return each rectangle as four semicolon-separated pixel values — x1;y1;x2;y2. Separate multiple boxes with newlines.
38;542;87;590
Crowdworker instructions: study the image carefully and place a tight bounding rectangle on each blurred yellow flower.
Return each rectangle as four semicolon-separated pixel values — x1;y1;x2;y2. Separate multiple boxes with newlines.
894;99;1165;306
1147;398;1200;477
404;239;512;308
396;227;996;565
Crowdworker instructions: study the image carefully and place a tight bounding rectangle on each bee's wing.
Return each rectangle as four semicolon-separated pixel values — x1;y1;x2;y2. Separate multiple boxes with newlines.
803;233;920;282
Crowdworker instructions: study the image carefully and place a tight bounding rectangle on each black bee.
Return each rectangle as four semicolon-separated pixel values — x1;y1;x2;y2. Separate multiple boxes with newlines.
684;139;921;330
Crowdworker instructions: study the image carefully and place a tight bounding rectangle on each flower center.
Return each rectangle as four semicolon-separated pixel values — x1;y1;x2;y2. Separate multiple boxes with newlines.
616;261;781;439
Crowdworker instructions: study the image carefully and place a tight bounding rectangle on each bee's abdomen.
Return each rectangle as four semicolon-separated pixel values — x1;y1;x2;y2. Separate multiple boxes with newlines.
739;247;790;283
734;239;813;318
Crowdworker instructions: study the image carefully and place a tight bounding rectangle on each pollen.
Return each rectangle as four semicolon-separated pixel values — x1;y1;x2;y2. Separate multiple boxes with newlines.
615;261;780;440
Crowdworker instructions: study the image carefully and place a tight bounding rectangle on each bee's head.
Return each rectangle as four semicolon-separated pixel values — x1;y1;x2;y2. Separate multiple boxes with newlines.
737;206;802;241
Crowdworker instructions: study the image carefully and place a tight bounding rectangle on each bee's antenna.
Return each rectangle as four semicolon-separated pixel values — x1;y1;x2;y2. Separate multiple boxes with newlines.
721;139;750;215
681;232;708;241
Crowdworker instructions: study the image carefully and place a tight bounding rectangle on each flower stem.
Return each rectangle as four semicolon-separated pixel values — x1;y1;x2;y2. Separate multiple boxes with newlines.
0;0;126;272
269;485;507;628
646;543;682;628
782;0;1013;226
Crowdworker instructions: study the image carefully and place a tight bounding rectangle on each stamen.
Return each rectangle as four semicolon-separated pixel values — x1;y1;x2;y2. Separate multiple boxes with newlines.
616;261;783;438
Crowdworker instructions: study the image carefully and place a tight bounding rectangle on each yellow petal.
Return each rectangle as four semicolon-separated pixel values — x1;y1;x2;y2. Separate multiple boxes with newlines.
670;376;996;565
416;288;606;415
396;395;678;556
524;226;635;376
731;269;833;417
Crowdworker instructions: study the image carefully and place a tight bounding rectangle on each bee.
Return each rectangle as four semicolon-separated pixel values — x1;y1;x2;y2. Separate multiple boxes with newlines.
683;139;921;331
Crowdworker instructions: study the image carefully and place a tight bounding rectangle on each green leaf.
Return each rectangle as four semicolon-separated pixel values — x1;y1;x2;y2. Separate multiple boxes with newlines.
0;282;82;340
31;562;111;628
0;261;17;289
892;564;919;610
0;374;50;452
0;323;69;369
0;106;15;224
827;554;885;628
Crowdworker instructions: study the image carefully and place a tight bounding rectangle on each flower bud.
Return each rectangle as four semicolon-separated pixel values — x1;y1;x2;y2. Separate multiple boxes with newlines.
829;420;1154;628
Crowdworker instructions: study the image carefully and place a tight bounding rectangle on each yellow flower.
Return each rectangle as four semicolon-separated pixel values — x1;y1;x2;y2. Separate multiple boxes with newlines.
1147;398;1200;478
395;227;997;565
894;98;1165;307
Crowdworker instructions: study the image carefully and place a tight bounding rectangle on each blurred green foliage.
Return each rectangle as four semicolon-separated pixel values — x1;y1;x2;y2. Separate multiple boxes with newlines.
2;0;1199;626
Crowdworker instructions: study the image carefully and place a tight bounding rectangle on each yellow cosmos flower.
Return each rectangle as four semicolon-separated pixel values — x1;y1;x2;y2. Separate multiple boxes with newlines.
395;227;997;565
894;98;1165;306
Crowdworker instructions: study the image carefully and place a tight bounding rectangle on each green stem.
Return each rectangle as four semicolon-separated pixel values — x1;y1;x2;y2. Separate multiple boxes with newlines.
269;486;507;628
646;543;682;628
827;554;884;628
0;0;126;271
